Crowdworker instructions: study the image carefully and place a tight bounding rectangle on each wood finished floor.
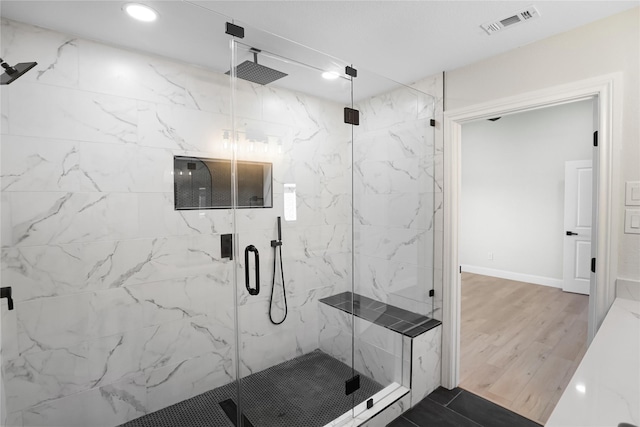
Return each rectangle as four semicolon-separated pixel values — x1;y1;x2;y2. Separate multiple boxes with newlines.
460;273;589;425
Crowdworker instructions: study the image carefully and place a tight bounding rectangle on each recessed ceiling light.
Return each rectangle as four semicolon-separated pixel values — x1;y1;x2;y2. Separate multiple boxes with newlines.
124;3;158;22
322;71;340;80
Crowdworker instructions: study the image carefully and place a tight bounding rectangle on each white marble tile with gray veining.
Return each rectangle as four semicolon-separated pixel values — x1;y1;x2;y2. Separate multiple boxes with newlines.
354;122;431;163
22;374;147;427
355;225;433;267
354;338;401;387
16;292;91;356
410;325;441;407
0;136;82;193
7;192;139;247
79;39;189;107
356;87;419;132
144;350;235;412
8;82;138;145
137;101;228;152
355;193;434;231
1;18;79;88
3;342;91;412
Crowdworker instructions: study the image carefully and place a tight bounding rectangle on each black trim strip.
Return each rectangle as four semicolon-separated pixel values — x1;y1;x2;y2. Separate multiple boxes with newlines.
219;399;255;427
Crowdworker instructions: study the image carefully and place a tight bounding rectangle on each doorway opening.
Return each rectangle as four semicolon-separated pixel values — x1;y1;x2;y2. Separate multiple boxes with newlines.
458;100;594;423
442;73;622;426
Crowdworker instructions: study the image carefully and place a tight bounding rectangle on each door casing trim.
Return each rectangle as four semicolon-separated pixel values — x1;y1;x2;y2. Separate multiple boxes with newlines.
441;73;622;389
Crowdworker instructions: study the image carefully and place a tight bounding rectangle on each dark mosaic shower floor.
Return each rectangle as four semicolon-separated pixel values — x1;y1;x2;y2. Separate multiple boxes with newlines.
121;350;383;427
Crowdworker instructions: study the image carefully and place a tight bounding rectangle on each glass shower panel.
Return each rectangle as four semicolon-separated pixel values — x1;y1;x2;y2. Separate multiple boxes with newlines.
0;3;241;426
229;31;358;426
351;66;436;415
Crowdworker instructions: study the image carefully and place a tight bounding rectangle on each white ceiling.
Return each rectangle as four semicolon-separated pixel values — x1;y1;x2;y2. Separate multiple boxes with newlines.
1;1;638;101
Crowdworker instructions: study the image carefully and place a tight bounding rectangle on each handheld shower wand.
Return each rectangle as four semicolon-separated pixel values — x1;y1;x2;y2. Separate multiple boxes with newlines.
269;216;287;325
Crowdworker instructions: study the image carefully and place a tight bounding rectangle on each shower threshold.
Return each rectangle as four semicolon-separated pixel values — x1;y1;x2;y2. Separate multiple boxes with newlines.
120;349;384;427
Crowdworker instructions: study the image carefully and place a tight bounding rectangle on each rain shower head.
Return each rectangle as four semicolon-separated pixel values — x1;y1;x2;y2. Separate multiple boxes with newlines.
226;48;287;85
0;58;37;85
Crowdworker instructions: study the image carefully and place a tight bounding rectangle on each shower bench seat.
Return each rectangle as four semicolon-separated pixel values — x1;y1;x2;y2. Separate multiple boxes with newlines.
319;291;441;337
318;291;442;414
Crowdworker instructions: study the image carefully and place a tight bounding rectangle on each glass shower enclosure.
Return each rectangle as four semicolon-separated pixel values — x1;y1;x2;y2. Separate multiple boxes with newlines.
0;2;437;426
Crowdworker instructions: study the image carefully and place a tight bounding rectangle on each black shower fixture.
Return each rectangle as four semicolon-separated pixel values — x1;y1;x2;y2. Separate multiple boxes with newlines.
488;117;502;121
0;58;37;85
226;48;288;85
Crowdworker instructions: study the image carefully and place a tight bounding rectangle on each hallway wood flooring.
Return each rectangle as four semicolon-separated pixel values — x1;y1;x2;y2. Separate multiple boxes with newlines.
460;272;589;425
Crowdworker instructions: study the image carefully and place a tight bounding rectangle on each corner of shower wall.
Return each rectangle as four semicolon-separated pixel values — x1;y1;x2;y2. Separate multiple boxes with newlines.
353;78;439;321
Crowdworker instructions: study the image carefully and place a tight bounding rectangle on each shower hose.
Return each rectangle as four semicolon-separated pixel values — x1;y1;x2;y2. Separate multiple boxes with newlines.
269;222;287;325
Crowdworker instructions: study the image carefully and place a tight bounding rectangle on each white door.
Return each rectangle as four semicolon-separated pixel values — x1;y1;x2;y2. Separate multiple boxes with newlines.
562;160;592;294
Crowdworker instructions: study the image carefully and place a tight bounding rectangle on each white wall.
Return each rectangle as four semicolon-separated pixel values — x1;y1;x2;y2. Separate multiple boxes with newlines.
446;7;640;283
460;100;594;286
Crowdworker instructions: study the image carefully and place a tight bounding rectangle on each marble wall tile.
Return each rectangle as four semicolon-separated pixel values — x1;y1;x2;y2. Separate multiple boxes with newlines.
355;317;402;355
1;19;79;88
5;410;22;427
1;83;9;133
137;101;228;152
355;193;434;231
78;39;189;106
145;351;235;412
356;87;420;132
355;225;433;267
16;293;91;356
354;338;401;386
410;325;441;407
130;274;234;329
1;136;82;193
354;122;431;163
3;342;91;411
1;298;19;361
22;374;147;427
7;83;137;145
6;192;140;247
238;325;299;377
182;67;231;114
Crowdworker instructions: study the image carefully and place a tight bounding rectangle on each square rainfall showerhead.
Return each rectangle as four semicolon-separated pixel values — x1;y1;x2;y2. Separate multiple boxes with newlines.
226;49;288;86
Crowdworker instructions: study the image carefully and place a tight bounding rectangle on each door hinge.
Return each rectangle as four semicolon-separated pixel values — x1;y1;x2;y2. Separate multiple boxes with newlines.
593;131;598;147
345;66;357;78
429;289;435;297
344;107;360;125
430;119;436;127
225;22;245;38
591;258;596;273
345;375;360;395
459;266;462;274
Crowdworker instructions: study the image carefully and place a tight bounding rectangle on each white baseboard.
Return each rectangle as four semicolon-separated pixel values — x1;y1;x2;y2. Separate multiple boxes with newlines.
461;265;563;288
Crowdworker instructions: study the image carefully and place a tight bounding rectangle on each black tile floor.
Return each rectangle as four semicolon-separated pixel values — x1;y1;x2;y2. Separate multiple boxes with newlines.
388;387;542;427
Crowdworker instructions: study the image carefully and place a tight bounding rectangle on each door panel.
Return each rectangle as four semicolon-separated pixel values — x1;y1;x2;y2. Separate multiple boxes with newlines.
563;160;592;294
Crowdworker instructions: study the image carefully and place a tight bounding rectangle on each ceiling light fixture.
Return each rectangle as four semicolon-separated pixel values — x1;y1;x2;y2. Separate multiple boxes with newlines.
124;3;158;22
322;71;340;80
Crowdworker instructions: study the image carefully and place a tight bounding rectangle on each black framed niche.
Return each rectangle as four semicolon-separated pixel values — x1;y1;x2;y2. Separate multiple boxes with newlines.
173;156;273;210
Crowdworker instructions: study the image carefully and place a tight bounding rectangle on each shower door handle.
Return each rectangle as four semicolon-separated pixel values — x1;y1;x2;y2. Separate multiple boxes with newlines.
244;245;260;296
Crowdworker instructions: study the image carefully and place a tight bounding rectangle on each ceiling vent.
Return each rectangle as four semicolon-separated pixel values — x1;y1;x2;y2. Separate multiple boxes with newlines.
481;5;541;35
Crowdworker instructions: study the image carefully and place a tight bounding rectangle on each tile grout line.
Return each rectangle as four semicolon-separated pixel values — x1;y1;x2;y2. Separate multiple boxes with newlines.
426;395;483;427
441;388;464;407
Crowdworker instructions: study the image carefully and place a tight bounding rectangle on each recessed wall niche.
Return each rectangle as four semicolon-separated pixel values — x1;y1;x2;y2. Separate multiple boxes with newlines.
173;156;273;209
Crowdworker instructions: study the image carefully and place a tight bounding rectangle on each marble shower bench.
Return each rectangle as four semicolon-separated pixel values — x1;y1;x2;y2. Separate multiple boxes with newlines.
318;292;442;412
